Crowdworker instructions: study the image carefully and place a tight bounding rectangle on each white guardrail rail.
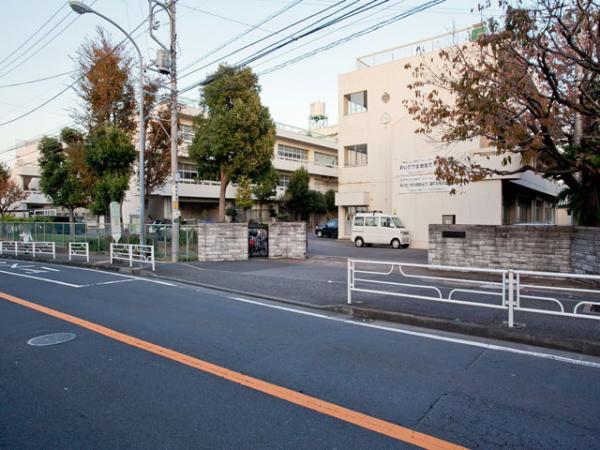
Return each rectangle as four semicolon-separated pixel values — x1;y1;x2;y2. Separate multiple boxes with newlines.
68;242;89;262
348;259;600;328
0;241;56;259
110;243;155;271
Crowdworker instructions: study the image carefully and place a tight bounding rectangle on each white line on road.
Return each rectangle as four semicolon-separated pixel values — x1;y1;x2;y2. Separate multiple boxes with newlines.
0;270;83;288
80;279;135;287
41;266;60;272
227;296;600;370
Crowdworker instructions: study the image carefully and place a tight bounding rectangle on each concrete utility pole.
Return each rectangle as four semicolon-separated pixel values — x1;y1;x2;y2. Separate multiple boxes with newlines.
148;0;179;261
169;0;180;262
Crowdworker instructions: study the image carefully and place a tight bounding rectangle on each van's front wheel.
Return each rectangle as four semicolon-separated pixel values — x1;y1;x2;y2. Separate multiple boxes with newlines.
354;237;364;248
391;238;401;249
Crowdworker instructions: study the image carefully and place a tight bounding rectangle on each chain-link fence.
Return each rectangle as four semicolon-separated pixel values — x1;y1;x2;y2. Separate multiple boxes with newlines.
0;222;198;262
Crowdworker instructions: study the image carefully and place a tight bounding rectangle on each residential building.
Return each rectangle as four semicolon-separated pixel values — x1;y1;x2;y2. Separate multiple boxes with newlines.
335;27;561;248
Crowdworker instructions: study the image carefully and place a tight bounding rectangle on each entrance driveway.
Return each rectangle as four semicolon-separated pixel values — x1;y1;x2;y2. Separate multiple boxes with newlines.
306;233;427;263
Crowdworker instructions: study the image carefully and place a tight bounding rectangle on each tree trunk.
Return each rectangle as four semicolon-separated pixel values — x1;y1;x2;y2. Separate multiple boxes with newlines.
218;167;229;223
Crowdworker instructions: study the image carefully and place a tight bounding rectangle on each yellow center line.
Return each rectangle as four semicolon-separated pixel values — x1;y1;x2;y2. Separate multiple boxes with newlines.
0;290;467;450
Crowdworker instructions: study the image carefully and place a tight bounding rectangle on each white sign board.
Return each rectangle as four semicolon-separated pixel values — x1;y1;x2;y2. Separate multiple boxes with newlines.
109;201;121;243
397;158;451;194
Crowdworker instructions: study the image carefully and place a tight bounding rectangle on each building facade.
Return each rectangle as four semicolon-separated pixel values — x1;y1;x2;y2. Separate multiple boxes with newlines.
335;29;562;248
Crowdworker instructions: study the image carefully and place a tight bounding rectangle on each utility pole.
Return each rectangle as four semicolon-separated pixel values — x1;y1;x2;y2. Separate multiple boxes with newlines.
148;0;179;261
169;0;180;262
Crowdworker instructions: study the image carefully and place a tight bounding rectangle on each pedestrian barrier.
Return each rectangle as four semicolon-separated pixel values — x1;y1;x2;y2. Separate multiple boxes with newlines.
514;270;600;321
109;243;155;271
348;259;600;328
68;242;90;262
0;241;56;259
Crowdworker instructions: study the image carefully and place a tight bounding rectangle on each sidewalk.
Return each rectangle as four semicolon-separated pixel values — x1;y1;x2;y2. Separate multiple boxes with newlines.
3;250;599;356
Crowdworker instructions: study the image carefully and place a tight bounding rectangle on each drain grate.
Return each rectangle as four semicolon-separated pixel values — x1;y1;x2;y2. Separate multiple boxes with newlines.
27;333;76;347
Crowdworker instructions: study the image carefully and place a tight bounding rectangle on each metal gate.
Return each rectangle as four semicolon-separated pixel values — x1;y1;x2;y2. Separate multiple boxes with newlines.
248;224;268;257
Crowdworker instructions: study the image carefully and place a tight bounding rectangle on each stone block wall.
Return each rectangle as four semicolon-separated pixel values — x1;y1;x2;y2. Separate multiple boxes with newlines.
572;227;600;274
269;222;307;259
197;223;248;262
429;224;600;274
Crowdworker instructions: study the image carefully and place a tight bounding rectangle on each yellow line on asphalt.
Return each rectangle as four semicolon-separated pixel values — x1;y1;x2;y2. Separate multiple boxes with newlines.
0;290;467;450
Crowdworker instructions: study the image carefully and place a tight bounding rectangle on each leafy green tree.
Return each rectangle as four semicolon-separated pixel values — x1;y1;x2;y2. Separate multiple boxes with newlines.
39;128;93;229
235;176;254;221
189;64;275;222
285;167;311;220
324;189;336;215
85;126;136;219
309;191;327;216
252;166;279;223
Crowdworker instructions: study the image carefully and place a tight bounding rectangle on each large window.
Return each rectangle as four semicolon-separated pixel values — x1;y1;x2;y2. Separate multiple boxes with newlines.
314;152;338;167
181;124;195;145
178;163;198;182
277;144;308;162
344;90;367;115
278;174;290;189
344;144;368;167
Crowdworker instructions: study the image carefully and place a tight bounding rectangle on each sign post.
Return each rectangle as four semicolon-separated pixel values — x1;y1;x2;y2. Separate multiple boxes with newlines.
109;201;122;243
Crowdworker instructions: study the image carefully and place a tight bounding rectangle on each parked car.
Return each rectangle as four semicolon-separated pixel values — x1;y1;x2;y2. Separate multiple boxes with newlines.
315;219;338;238
352;212;410;248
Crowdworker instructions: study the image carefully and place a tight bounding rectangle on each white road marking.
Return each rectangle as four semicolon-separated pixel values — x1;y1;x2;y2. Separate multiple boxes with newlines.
61;265;176;286
227;296;600;369
81;279;135;287
0;270;82;288
41;266;60;272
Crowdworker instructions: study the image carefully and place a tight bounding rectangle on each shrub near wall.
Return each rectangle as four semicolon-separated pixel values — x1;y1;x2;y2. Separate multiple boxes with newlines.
429;224;600;274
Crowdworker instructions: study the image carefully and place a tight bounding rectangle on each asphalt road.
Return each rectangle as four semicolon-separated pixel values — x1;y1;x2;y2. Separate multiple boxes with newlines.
307;233;428;263
1;259;600;449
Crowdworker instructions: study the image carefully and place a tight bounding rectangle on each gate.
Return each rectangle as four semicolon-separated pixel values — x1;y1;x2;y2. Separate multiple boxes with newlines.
248;224;268;257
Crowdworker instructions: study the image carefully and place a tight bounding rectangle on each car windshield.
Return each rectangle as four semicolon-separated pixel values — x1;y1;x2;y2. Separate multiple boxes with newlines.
392;217;403;228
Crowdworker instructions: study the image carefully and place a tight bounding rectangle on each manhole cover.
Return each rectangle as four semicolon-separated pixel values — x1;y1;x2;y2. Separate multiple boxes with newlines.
27;333;76;347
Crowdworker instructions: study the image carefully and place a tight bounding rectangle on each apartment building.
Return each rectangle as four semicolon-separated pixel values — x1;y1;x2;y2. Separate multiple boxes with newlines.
335;27;562;248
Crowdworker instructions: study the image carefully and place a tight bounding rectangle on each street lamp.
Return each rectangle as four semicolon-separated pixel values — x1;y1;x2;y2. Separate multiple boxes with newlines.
69;0;147;246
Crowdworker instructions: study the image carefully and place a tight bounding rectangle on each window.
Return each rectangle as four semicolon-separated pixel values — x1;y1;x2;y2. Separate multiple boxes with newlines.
517;198;531;223
327;219;337;227
354;217;364;226
380;217;392;227
278;174;290;189
178;163;198;182
344;144;368;167
277;144;308;162
314;152;338;167
365;217;378;226
344;91;367;115
392;217;403;228
181;124;195;145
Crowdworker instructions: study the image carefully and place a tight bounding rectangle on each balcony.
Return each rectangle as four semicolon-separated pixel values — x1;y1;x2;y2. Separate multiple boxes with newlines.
273;157;338;178
23;190;51;205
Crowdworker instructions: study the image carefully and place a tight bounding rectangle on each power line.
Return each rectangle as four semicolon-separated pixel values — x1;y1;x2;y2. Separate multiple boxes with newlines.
0;1;99;80
178;0;392;94
178;0;304;74
258;0;447;75
177;3;276;31
0;20;147;129
0;71;74;89
177;0;349;81
0;1;68;68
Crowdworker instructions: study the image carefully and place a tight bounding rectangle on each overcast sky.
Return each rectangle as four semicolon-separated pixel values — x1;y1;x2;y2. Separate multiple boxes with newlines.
0;0;496;160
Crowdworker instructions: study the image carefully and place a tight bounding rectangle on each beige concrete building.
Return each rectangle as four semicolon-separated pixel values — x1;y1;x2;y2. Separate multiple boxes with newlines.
335;28;561;248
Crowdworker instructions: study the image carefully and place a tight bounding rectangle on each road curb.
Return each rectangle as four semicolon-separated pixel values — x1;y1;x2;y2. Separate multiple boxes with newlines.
144;273;336;310
331;305;600;357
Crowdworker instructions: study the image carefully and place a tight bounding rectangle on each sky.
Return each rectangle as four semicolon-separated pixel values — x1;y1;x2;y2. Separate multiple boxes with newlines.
0;0;497;162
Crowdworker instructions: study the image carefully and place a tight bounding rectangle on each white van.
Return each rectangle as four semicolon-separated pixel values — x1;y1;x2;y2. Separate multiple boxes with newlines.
352;213;410;249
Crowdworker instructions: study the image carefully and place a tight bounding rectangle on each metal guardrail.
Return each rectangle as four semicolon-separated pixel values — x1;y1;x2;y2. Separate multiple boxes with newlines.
0;241;56;259
348;260;600;328
515;270;600;321
110;243;155;271
68;242;89;262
